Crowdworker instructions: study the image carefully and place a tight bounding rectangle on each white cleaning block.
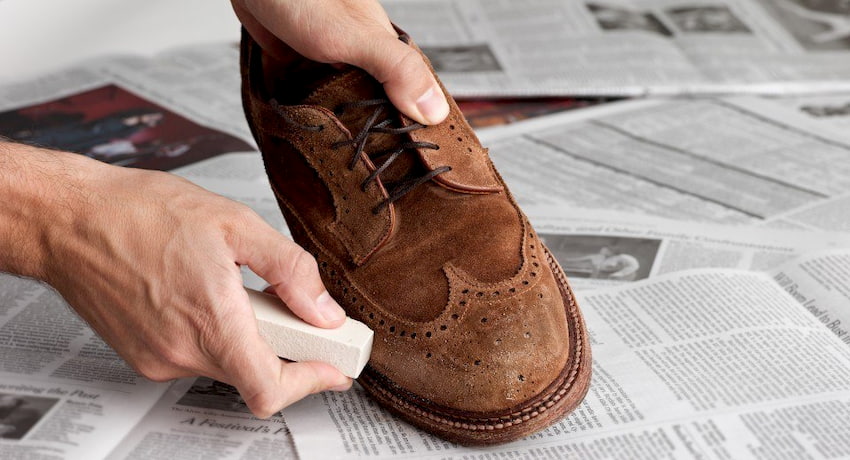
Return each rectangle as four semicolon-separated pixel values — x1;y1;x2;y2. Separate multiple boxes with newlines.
247;288;373;378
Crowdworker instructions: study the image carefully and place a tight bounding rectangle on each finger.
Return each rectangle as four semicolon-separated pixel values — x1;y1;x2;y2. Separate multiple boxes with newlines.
231;217;346;329
231;0;300;62
236;0;449;125
241;361;353;418
344;27;450;125
214;315;352;418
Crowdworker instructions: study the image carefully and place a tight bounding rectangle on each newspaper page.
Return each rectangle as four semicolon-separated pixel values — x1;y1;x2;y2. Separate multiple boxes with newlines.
0;275;171;459
520;208;850;291
764;93;850;132
0;45;290;458
772;249;850;346
0;42;255;171
475;95;850;232
283;268;850;459
105;377;298;460
382;0;850;97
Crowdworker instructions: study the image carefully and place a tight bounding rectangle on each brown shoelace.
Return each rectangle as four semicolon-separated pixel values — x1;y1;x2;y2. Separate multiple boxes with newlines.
274;98;451;214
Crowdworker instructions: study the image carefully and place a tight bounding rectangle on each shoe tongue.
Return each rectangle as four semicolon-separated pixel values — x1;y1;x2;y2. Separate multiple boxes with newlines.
303;67;423;188
303;69;385;132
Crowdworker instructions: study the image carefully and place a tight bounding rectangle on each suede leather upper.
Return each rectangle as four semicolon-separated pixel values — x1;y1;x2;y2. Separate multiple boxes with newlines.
240;27;591;443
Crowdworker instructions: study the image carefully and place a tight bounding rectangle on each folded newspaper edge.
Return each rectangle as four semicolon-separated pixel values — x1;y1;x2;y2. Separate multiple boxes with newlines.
247;288;373;378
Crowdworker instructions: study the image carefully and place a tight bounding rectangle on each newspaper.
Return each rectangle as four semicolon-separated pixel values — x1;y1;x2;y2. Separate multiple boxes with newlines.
283;256;850;459
383;0;850;97
0;43;255;170
763;92;850;131
1;208;847;459
104;377;298;460
521;208;850;292
2;44;850;458
476;94;850;233
0;276;173;459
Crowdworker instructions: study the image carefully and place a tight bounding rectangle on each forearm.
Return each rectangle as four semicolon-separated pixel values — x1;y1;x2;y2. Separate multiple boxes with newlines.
0;141;96;281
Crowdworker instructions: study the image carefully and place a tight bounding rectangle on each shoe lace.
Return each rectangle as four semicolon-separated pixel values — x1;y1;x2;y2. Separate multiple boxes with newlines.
272;98;450;214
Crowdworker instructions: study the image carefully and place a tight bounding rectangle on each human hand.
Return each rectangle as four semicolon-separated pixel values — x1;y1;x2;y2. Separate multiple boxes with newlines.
231;0;450;125
6;147;352;418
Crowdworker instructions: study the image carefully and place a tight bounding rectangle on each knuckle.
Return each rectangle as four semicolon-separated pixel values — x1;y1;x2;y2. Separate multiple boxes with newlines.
281;248;319;283
157;345;193;370
230;204;260;228
385;47;424;83
143;338;193;372
244;390;280;419
220;204;260;245
134;362;177;383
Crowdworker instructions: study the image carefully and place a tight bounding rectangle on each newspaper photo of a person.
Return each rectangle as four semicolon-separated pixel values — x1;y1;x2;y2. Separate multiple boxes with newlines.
176;377;261;415
665;6;752;33
0;84;254;171
420;45;502;72
541;234;661;281
587;3;672;36
0;393;58;440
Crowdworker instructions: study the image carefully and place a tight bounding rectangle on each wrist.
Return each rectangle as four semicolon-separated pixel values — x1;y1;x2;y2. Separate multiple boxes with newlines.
0;142;102;281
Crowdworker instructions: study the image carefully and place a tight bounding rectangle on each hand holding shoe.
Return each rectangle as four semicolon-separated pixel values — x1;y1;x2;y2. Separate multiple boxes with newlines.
231;0;450;125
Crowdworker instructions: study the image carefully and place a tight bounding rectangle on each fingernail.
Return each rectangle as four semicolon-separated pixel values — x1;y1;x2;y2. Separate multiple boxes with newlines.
416;85;449;125
316;291;346;323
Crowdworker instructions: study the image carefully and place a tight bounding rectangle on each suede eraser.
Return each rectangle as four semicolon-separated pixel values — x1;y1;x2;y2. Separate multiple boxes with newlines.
247;288;373;378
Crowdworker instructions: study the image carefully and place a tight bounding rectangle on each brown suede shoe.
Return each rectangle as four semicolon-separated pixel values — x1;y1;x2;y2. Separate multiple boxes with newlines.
240;28;591;445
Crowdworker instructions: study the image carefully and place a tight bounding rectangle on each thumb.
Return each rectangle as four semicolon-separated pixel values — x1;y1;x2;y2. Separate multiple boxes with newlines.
207;292;352;418
232;216;346;329
345;28;450;125
234;0;449;125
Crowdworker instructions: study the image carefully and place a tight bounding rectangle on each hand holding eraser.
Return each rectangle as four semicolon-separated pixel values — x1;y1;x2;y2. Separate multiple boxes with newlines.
247;288;373;378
